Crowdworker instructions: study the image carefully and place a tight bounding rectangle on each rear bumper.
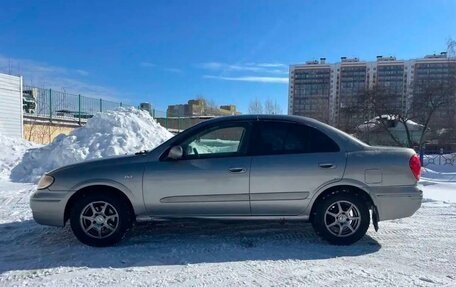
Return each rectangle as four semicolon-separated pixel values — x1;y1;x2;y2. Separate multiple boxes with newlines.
30;189;73;227
371;185;422;221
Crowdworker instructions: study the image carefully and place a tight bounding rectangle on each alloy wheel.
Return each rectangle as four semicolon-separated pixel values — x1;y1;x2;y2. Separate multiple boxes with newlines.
79;201;119;239
324;200;361;237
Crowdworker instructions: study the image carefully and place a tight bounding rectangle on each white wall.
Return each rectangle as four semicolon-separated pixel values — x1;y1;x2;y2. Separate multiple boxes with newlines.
0;73;23;138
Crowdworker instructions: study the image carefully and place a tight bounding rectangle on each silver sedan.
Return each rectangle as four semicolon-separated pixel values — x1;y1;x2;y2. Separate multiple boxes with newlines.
30;115;422;246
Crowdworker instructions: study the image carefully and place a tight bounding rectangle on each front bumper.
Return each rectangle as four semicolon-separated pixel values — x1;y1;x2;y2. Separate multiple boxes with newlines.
30;189;73;227
371;185;422;221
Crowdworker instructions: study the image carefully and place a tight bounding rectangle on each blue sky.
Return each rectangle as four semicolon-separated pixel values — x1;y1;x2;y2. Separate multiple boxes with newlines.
1;0;455;113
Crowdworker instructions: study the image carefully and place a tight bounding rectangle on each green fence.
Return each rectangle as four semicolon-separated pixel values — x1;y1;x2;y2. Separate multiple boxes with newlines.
23;85;130;122
22;84;214;131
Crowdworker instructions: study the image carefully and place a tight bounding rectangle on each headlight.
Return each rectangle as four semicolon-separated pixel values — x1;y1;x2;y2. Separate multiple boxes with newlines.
37;175;55;190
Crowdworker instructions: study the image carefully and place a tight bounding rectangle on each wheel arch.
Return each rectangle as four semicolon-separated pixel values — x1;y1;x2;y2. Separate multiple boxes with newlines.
64;184;136;224
308;182;375;222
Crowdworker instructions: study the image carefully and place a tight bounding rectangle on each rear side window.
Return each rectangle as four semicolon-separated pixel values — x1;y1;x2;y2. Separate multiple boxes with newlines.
252;121;339;155
254;123;288;155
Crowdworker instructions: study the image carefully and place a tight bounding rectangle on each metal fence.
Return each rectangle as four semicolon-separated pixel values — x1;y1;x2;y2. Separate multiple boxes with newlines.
23;85;129;122
422;153;456;167
22;84;211;132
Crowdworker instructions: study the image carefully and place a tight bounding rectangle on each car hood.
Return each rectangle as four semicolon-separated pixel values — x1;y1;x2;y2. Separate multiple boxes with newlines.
48;153;153;176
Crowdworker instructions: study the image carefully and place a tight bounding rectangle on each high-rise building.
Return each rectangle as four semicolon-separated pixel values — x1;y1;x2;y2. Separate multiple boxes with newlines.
288;59;331;123
375;57;407;114
411;53;456;130
289;53;456;130
336;58;374;130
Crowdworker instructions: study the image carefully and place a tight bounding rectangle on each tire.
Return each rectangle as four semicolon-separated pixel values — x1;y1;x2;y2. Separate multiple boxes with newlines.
70;192;133;247
311;192;370;245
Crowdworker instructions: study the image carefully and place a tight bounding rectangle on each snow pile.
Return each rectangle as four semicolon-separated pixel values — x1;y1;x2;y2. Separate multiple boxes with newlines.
11;107;173;183
420;156;456;202
357;115;423;132
422;166;456;182
0;134;40;180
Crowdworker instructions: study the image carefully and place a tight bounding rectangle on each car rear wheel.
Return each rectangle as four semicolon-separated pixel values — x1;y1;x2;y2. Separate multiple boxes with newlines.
312;192;370;245
70;192;132;247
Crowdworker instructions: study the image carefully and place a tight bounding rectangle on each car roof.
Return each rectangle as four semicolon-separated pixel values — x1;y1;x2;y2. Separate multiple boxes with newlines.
175;114;368;152
200;114;312;124
197;115;349;134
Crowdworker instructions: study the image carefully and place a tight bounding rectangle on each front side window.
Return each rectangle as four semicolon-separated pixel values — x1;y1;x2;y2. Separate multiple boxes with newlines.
182;125;247;159
253;121;339;156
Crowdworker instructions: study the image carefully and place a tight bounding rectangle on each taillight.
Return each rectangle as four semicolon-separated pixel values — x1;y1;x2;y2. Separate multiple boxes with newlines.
409;154;421;180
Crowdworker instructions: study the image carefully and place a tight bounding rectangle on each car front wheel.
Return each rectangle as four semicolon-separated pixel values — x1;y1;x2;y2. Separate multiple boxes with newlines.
70;192;132;247
312;192;370;245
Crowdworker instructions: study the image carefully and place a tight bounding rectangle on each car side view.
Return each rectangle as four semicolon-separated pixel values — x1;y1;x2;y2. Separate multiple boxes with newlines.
30;115;423;247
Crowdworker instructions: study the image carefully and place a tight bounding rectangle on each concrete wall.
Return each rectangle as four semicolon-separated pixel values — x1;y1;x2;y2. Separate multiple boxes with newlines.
0;73;23;137
23;122;75;144
23;115;80;144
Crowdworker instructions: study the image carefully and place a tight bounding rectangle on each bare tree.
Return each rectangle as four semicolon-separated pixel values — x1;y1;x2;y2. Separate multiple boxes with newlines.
248;98;283;115
440;37;456;145
353;85;417;147
248;98;263;114
411;78;456;150
338;88;372;134
264;98;282;115
371;86;415;147
264;98;274;114
312;98;330;123
195;95;219;116
404;41;456;149
205;98;218;111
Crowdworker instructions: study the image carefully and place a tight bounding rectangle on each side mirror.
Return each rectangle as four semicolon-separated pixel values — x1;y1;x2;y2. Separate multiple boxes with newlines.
167;145;183;160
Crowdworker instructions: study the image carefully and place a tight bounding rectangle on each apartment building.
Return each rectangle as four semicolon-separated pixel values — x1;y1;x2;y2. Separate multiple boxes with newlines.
289;53;455;130
336;58;375;130
375;57;407;113
411;53;456;130
288;59;332;123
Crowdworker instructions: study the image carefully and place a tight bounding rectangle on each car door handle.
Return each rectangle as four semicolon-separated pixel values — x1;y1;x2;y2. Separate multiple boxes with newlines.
319;163;335;169
229;167;246;173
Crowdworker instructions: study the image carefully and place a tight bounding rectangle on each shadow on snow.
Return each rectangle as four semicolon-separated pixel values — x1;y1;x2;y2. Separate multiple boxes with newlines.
0;219;381;273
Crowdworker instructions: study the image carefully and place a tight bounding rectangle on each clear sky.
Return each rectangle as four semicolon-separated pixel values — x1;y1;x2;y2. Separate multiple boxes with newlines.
1;0;455;113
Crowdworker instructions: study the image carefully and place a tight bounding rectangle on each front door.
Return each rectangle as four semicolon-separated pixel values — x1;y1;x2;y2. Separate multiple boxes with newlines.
143;122;252;216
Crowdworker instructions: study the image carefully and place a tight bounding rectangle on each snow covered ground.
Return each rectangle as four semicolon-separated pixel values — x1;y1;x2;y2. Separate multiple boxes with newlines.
421;161;456;203
0;110;455;286
0;134;40;181
0;179;454;286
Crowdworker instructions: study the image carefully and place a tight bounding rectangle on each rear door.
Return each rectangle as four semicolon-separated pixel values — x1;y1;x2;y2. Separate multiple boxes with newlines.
249;121;346;216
